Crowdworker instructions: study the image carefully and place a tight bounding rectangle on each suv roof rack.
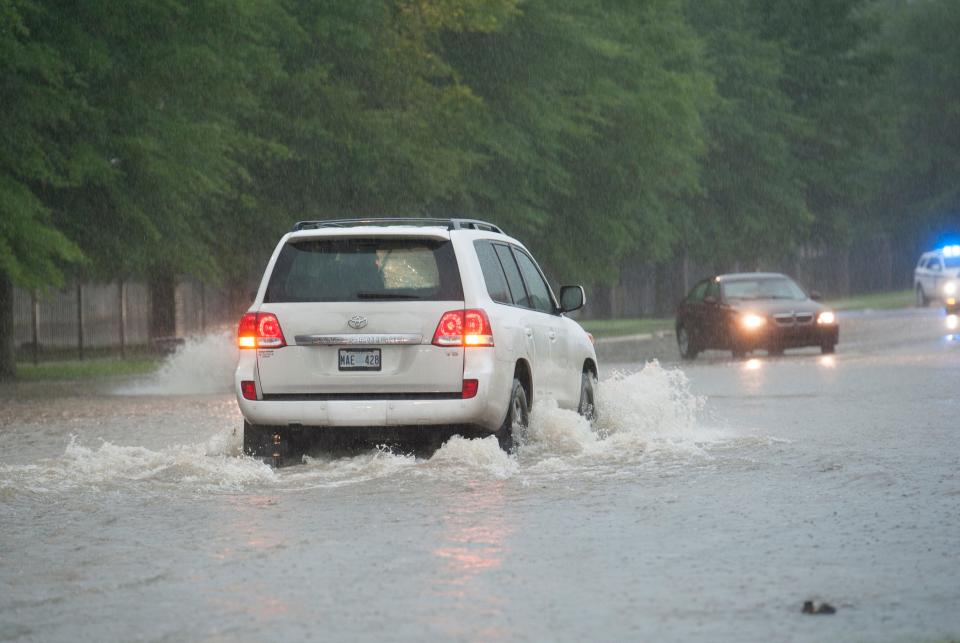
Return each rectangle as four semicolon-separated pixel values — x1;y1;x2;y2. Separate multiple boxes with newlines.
291;218;504;234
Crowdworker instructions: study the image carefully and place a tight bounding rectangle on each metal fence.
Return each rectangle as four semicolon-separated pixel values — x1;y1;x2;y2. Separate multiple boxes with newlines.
12;278;239;361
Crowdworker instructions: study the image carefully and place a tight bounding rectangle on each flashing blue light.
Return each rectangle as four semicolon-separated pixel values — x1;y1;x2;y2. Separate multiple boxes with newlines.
943;245;960;258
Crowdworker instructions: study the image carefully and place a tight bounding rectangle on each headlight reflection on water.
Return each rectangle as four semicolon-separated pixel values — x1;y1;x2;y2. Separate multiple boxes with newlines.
946;314;959;331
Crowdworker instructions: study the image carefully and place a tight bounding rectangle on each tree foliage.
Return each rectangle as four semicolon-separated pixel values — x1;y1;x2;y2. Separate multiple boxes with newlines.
1;0;958;308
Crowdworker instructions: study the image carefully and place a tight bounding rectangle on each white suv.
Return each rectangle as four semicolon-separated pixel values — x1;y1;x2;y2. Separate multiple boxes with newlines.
914;246;960;307
235;218;599;460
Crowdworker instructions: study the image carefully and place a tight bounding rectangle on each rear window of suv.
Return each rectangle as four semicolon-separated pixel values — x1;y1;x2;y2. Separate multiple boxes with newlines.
265;237;463;302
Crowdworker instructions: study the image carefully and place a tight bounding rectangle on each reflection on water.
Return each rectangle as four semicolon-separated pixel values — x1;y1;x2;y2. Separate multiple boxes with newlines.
743;358;762;371
946;314;958;331
430;481;513;641
818;354;836;368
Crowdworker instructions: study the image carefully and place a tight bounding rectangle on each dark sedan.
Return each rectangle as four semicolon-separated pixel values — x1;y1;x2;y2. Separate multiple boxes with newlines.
675;273;839;359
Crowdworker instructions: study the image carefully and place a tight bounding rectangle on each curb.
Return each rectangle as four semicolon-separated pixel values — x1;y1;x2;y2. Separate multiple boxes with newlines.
594;330;674;346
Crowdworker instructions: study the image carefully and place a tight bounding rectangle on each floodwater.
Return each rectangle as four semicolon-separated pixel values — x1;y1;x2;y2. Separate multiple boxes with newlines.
1;309;959;642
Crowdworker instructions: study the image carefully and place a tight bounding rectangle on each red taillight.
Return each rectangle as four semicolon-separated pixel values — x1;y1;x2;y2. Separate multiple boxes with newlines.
462;379;479;399
432;309;494;347
237;312;286;349
240;380;257;400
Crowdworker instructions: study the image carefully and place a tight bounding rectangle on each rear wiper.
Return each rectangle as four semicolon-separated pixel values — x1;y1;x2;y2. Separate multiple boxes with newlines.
356;292;423;300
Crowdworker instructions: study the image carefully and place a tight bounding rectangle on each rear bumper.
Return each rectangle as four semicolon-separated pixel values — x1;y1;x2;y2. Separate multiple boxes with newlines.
237;396;503;432
234;349;510;433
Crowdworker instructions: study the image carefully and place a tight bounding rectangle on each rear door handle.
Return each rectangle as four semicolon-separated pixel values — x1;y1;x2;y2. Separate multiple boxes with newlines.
548;331;557;341
525;328;533;337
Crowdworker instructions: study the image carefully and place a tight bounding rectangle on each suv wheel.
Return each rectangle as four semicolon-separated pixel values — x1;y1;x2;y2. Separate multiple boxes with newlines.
916;285;929;307
677;325;699;360
820;341;836;355
495;378;529;452
577;371;599;425
243;420;268;457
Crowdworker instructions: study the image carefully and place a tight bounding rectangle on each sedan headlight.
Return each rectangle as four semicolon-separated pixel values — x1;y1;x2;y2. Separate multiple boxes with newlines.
739;313;767;330
943;281;958;296
817;311;836;325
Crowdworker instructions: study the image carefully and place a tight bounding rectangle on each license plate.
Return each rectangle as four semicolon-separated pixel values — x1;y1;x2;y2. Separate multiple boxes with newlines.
338;348;381;371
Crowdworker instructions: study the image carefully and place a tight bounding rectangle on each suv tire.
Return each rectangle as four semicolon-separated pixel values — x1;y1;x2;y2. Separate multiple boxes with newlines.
495;378;529;452
577;371;599;425
243;420;269;457
916;285;929;307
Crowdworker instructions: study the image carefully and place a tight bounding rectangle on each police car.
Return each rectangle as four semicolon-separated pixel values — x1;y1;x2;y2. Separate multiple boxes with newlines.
914;245;960;308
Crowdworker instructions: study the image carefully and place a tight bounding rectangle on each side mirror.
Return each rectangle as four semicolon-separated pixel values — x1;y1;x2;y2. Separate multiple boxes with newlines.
703;295;717;305
810;291;822;301
559;285;585;313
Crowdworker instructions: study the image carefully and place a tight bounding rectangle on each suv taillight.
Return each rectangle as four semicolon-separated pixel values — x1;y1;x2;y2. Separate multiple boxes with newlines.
238;312;287;349
432;309;494;347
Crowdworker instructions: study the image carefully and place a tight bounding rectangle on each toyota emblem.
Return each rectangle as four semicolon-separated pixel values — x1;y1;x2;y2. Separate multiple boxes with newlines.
347;315;368;330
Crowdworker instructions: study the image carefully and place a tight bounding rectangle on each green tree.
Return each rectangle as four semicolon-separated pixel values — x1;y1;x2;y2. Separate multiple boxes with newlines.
0;1;86;379
442;0;711;282
754;0;890;246
685;0;809;268
882;0;960;244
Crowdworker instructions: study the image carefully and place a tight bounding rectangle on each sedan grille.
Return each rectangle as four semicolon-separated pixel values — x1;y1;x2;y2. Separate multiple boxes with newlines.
773;312;814;326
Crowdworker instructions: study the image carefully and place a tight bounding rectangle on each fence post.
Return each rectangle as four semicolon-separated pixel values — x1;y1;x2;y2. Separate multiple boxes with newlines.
31;290;39;365
200;281;206;333
118;279;127;358
77;281;85;360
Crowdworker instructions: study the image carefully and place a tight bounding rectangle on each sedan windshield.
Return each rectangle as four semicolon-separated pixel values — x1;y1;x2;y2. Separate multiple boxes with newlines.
723;278;807;301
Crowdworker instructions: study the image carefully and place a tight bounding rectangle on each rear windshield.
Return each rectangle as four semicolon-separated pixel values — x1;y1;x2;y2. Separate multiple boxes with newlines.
265;237;463;302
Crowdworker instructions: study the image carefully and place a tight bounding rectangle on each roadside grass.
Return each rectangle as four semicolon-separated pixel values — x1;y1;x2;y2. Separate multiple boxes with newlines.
825;289;914;311
16;358;162;381
579;289;914;339
579;317;673;339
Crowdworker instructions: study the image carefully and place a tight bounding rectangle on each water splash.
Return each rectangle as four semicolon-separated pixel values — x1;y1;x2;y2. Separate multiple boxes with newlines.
0;427;269;495
117;331;237;395
4;361;721;493
518;361;710;464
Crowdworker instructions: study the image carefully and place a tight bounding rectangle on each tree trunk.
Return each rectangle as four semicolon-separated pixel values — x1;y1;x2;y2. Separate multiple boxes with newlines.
149;272;177;338
0;272;15;381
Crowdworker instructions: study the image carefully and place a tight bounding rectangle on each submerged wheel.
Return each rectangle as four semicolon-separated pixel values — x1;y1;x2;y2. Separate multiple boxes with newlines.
242;421;270;458
916;285;929;308
768;346;785;356
731;343;748;359
495;377;529;452
677;326;699;360
577;370;599;425
820;342;836;355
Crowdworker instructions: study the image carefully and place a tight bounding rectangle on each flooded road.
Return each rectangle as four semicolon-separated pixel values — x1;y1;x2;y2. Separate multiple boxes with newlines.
2;309;959;642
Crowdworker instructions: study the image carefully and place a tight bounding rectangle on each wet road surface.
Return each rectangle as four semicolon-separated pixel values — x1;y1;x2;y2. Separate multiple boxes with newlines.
1;308;959;642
